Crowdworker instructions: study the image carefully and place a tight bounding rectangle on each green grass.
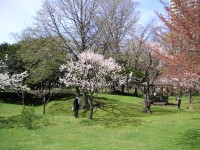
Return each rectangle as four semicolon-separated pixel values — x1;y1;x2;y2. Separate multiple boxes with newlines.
0;94;200;150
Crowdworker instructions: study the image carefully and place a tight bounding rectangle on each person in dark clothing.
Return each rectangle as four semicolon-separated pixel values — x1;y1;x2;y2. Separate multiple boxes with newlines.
73;94;80;118
177;96;181;110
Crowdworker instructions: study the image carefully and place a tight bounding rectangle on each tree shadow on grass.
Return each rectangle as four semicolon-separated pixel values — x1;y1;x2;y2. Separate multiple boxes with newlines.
93;96;144;117
94;96;180;117
77;96;146;127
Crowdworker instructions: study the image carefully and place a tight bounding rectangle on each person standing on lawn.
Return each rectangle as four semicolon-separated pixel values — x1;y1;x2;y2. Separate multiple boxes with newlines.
73;93;80;118
177;96;181;110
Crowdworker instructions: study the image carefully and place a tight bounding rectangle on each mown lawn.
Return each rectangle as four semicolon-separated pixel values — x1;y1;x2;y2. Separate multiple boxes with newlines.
0;94;200;150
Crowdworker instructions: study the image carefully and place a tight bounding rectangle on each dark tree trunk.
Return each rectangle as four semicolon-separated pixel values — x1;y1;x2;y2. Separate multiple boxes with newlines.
144;78;151;113
110;81;116;92
82;90;89;109
188;88;192;104
75;86;80;96
43;96;46;115
21;91;25;106
121;84;125;94
89;106;94;120
126;75;129;93
144;96;151;113
134;86;138;97
89;99;93;119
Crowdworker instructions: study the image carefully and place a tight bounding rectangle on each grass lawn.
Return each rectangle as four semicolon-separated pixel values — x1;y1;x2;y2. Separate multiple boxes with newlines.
0;93;200;150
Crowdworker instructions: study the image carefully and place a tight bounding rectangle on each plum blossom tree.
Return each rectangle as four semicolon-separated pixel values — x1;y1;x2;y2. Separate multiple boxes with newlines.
0;73;10;91
0;71;30;105
60;50;122;119
0;58;11;91
10;71;30;105
0;56;29;105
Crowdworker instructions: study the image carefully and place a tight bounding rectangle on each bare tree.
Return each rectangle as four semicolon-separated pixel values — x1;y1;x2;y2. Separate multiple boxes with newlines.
95;0;139;56
35;0;102;59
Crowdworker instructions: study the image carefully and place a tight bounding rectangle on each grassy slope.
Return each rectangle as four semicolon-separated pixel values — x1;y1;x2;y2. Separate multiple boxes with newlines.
0;94;200;150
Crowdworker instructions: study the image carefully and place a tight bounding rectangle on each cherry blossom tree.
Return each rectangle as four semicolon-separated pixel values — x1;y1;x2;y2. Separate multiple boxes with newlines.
60;50;122;119
182;73;200;103
154;0;200;103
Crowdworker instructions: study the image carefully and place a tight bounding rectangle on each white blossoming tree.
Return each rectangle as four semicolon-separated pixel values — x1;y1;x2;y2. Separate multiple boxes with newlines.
0;71;30;105
10;71;30;105
0;73;10;91
0;56;29;105
60;50;122;119
173;73;200;103
158;73;200;104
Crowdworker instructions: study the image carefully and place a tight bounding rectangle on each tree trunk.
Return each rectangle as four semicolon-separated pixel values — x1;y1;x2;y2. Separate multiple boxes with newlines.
188;87;192;104
133;86;138;97
89;97;93;119
75;86;80;95
21;91;25;106
82;90;89;109
113;82;116;92
43;96;46;115
126;75;129;93
121;84;125;94
89;106;94;120
144;78;151;113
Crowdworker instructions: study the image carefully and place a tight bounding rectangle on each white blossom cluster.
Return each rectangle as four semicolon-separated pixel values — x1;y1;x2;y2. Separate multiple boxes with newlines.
0;71;30;92
0;73;10;90
60;50;122;93
10;71;30;91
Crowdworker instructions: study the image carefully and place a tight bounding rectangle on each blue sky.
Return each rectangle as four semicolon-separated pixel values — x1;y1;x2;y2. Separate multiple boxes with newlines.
0;0;168;44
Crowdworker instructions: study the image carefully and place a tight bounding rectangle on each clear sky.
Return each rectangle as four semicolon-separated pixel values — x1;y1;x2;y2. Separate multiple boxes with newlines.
0;0;168;44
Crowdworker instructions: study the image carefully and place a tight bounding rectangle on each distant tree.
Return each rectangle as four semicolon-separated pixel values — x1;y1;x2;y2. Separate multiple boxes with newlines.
0;43;21;73
60;50;122;119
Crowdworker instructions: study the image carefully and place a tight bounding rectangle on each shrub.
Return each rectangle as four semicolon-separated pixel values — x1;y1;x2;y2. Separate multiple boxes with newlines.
21;106;35;129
